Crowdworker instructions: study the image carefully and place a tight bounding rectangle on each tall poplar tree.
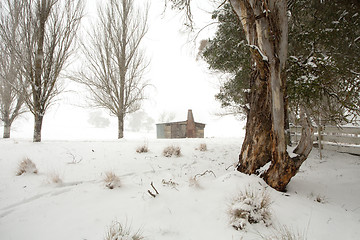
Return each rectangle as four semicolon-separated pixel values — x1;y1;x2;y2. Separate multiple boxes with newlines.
74;0;150;139
0;0;26;138
1;0;84;142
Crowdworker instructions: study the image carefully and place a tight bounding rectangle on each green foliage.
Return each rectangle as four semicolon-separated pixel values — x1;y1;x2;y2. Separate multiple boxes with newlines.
202;4;251;115
287;0;360;124
203;1;360;124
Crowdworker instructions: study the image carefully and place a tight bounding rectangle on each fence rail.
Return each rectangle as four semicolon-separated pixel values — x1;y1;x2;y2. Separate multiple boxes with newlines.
290;126;360;155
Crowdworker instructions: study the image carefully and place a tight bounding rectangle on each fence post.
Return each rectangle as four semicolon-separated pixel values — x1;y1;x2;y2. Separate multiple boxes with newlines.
317;125;322;160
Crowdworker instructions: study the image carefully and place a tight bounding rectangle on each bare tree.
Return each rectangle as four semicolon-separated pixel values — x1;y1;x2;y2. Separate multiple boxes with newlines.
0;0;27;138
2;0;84;142
158;111;176;123
74;0;150;139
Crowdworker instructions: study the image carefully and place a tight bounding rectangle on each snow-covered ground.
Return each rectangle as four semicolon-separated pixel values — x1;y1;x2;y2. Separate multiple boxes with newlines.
0;138;359;239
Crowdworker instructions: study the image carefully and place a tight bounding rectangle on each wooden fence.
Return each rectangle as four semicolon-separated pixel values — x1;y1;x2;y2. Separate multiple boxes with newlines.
290;126;360;155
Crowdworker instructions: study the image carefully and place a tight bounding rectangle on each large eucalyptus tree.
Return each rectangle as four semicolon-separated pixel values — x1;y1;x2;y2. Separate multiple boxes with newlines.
228;0;313;191
167;0;313;191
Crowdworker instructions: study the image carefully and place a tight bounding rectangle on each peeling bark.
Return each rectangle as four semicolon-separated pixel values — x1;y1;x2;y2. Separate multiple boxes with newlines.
231;0;312;191
237;70;272;173
263;108;313;191
293;108;313;158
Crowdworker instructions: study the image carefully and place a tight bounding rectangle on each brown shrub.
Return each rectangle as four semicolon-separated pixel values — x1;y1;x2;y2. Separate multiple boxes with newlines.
47;172;63;184
103;171;121;189
163;145;181;157
136;144;149;153
104;221;144;240
259;224;308;240
16;157;38;176
198;143;207;151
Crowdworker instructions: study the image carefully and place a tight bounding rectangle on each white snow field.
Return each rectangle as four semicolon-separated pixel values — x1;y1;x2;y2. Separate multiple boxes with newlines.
0;138;359;239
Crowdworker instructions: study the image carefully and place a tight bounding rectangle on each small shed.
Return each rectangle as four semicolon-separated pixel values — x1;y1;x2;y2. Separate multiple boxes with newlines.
156;110;205;139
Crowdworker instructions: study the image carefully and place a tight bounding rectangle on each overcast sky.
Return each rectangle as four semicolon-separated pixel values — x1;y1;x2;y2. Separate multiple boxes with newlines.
9;0;245;140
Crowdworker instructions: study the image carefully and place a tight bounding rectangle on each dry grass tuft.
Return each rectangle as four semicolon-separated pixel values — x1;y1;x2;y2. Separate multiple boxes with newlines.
136;144;149;153
162;179;179;188
104;171;121;189
198;143;207;151
309;192;327;204
259;224;307;240
47;172;63;185
16;157;38;176
189;176;201;188
315;194;327;204
163;145;181;157
229;187;272;230
104;221;144;240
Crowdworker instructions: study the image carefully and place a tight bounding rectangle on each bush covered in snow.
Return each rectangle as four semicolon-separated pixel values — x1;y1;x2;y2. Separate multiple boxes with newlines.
103;171;121;189
16;157;38;176
229;187;272;230
104;221;143;240
162;145;181;157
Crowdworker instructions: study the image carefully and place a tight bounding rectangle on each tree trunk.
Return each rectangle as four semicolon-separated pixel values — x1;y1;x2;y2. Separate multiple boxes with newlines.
316;116;323;160
33;113;43;142
231;0;313;191
237;70;272;173
263;107;313;191
32;0;47;143
118;115;124;139
3;120;11;138
116;0;128;140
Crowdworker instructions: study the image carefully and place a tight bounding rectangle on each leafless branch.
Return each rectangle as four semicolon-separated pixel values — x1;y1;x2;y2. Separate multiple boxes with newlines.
148;181;159;198
66;151;83;164
217;0;227;9
72;0;150;139
151;181;159;195
164;0;194;30
1;0;84;141
147;190;156;198
0;0;27;138
194;170;216;180
225;164;234;170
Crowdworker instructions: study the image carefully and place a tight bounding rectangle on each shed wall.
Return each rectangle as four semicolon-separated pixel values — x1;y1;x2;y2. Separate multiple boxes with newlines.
171;123;187;138
156;121;205;139
156;124;165;138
